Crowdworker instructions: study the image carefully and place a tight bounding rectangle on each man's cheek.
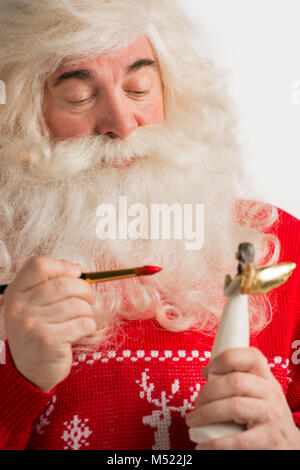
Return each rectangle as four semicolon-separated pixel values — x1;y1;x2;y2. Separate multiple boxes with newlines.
45;110;94;139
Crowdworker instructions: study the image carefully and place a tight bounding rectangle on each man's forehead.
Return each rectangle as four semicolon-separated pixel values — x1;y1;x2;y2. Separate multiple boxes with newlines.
51;35;156;80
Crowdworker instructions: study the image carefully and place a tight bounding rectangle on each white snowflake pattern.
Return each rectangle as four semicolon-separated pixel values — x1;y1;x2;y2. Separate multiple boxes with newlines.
61;415;92;450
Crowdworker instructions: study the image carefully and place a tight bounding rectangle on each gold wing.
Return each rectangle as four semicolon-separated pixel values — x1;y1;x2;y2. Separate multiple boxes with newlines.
239;262;297;295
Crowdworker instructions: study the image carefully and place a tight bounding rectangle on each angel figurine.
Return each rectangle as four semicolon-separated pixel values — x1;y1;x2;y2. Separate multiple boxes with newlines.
189;243;296;445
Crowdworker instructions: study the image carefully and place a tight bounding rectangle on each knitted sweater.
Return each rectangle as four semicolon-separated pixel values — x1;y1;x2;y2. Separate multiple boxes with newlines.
0;207;299;450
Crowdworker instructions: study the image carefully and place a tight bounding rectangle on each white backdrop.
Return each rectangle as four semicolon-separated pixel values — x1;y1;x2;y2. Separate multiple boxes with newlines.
178;0;300;219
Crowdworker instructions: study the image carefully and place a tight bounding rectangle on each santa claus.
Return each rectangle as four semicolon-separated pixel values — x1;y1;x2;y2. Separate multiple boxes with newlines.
0;0;299;450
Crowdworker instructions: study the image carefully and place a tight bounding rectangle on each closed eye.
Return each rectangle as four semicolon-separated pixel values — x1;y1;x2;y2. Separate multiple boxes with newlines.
128;90;149;96
67;90;149;106
67;96;95;105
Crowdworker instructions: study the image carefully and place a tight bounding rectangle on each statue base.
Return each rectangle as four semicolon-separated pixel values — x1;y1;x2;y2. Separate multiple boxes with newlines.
189;422;245;445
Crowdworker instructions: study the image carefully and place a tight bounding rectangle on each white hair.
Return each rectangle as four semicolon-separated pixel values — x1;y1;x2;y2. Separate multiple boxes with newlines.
0;0;280;354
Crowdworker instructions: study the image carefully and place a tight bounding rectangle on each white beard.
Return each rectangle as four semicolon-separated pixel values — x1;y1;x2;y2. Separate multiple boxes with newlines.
0;120;273;351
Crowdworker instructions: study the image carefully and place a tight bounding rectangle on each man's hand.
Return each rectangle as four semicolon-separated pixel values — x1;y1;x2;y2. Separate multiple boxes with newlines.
3;256;97;392
185;347;300;449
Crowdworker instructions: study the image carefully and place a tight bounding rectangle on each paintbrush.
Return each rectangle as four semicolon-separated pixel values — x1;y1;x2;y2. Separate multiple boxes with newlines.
0;265;162;294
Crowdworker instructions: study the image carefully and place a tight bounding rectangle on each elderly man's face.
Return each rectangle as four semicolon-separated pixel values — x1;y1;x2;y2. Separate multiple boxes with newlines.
43;36;165;140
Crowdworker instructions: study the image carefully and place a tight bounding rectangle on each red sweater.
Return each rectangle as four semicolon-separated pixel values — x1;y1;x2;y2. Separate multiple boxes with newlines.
0;207;299;450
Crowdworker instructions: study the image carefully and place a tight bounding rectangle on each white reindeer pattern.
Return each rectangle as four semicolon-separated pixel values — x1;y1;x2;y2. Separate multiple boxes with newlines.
136;368;201;450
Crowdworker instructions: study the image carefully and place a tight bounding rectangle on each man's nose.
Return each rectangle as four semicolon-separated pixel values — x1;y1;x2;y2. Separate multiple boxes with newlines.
94;93;138;140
